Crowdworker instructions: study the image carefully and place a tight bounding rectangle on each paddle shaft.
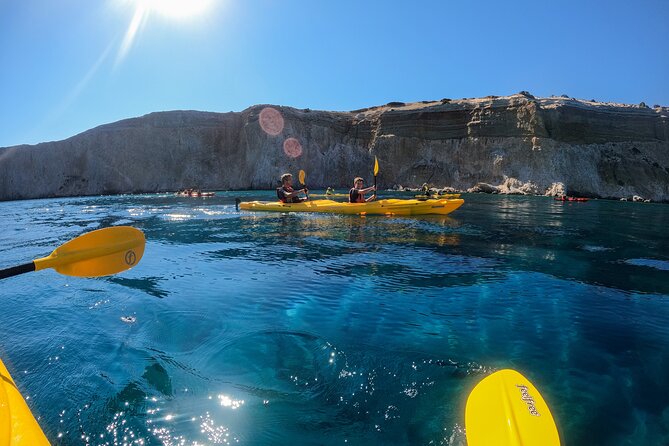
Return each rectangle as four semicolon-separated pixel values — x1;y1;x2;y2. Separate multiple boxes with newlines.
300;180;309;200
0;262;36;280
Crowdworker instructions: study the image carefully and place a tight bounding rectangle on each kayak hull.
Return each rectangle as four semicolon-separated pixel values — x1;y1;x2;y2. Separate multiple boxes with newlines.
310;193;349;198
0;358;50;445
414;193;461;199
239;198;464;216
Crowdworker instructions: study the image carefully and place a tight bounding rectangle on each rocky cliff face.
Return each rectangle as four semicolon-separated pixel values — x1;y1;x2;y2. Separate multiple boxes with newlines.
1;93;668;202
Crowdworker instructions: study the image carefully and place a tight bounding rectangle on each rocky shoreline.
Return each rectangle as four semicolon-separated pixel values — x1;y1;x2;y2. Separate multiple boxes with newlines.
1;92;667;202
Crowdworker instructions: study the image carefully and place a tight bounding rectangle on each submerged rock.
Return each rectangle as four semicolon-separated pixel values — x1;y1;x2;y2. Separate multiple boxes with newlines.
1;94;668;202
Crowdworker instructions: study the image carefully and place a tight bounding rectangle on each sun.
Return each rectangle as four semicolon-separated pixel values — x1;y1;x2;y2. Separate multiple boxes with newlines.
134;0;213;19
114;0;215;66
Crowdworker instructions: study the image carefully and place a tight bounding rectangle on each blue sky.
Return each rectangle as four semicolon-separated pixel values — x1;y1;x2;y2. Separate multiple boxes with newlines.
1;0;667;147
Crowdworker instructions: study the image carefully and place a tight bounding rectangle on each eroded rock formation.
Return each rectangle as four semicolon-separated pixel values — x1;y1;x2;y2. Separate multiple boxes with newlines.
1;93;668;201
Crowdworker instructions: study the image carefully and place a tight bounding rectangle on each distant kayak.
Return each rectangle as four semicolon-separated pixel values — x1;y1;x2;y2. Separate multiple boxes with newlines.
239;198;464;216
554;196;588;202
0;357;50;445
175;192;216;197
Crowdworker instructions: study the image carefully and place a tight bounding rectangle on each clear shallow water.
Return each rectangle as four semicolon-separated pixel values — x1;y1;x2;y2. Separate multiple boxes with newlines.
0;192;668;445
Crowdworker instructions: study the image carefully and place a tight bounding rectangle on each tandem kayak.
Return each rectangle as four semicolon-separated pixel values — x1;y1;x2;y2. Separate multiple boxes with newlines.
310;193;349;198
0;357;50;445
239;198;464;216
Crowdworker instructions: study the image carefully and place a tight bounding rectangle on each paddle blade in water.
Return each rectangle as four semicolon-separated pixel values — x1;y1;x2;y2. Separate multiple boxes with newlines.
465;369;560;446
33;226;146;277
373;156;379;175
299;169;306;185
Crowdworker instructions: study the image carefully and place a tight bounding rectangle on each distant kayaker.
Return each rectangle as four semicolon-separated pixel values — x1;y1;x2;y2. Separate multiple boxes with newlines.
326;187;335;196
421;183;433;197
349;177;376;203
277;173;308;203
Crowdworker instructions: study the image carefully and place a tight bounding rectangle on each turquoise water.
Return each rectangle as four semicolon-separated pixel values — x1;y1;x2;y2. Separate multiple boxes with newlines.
1;192;668;445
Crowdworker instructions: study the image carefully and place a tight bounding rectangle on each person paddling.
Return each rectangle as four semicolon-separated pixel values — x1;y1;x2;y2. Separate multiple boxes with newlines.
349;177;376;203
277;173;308;203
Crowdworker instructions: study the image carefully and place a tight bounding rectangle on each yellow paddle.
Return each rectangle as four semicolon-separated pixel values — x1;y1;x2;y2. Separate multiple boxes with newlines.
465;369;560;446
0;226;145;280
373;156;379;199
298;169;309;200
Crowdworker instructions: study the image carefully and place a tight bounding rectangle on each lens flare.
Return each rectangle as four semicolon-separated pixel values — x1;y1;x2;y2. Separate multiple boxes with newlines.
259;107;284;136
283;138;303;158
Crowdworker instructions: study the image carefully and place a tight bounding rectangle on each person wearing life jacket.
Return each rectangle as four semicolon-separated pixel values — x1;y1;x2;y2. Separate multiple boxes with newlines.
326;187;335;196
277;173;308;203
349;177;376;203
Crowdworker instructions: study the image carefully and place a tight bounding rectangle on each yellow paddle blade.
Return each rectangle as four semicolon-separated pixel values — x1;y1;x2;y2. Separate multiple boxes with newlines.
465;369;560;446
33;226;145;278
298;169;306;185
373;156;379;175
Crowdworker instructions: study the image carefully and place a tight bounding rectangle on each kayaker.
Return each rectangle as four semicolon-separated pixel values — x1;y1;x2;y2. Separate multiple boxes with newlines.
420;183;433;197
326;187;335;196
277;173;308;203
349;177;376;203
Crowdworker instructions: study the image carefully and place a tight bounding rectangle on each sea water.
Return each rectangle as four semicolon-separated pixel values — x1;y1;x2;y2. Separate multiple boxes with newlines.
0;192;667;445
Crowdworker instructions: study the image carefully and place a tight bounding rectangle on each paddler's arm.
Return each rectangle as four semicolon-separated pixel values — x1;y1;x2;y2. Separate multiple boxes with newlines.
283;189;308;198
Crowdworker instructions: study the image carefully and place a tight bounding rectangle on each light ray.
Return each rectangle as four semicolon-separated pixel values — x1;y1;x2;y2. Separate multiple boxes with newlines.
115;4;149;67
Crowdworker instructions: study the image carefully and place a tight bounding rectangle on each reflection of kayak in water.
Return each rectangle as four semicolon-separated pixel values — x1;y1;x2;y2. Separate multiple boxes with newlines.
311;193;349;198
415;193;461;199
0;357;50;445
239;198;464;216
554;196;588;202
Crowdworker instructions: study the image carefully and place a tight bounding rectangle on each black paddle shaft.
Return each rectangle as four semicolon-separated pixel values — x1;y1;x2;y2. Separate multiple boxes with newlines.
0;261;36;280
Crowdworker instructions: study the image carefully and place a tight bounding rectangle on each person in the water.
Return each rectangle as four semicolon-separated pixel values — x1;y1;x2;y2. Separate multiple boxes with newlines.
349;177;376;203
277;173;308;203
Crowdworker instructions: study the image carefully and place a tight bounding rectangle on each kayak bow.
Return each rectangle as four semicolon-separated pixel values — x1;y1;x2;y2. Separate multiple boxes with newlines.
0;358;50;445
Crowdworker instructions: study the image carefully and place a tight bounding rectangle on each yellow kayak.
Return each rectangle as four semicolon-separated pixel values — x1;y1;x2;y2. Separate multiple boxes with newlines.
0;357;50;445
239;198;464;216
310;193;349;198
414;193;461;199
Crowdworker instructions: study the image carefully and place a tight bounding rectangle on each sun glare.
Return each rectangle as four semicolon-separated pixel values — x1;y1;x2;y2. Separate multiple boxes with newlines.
135;0;213;19
114;0;215;66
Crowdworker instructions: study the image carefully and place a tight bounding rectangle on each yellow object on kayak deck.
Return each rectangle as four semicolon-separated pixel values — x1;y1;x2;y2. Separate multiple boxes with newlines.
0;358;50;445
465;369;560;446
239;198;464;216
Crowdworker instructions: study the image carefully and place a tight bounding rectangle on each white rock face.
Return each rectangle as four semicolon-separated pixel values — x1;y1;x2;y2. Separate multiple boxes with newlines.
0;94;668;202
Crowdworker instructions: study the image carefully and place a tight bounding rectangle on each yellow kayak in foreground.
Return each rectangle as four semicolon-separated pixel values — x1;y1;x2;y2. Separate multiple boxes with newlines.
239;198;464;216
466;369;560;446
0;358;50;445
